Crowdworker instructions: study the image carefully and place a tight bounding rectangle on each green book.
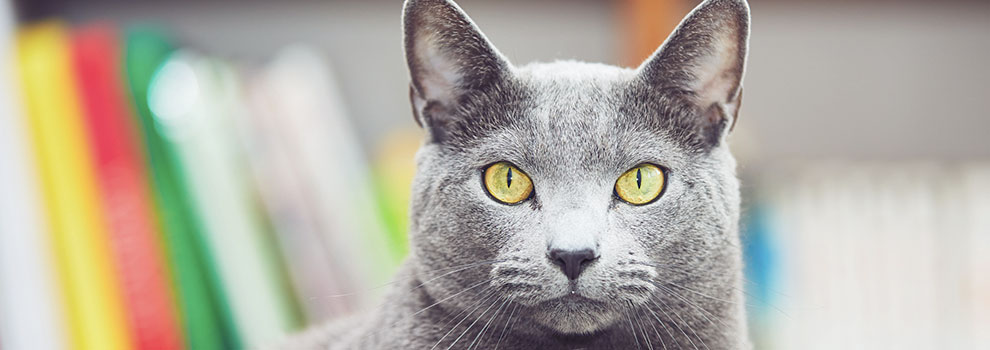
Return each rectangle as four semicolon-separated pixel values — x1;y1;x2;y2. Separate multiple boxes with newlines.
150;52;303;345
123;28;240;350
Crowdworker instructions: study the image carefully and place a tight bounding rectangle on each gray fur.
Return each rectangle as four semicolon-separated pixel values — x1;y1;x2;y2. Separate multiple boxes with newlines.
289;0;751;348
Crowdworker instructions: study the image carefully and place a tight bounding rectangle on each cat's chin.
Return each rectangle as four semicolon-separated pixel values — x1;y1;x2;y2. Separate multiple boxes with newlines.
530;295;621;334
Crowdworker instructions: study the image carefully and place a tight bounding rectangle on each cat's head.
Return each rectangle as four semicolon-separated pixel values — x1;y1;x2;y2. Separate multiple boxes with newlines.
402;0;749;334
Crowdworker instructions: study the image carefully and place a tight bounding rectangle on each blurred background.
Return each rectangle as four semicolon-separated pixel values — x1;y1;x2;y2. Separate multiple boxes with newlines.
0;0;988;349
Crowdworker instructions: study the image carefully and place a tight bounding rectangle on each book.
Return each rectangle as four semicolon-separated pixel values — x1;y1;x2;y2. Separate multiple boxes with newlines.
238;49;351;322
123;28;239;350
241;47;398;316
71;25;183;350
16;21;131;350
0;4;66;349
147;50;301;345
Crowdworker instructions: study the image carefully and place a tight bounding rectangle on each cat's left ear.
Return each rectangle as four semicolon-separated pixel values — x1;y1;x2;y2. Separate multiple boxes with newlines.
637;0;750;146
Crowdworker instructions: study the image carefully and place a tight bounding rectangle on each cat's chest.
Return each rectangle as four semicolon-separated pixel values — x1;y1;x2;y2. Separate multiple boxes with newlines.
392;331;667;350
385;314;678;350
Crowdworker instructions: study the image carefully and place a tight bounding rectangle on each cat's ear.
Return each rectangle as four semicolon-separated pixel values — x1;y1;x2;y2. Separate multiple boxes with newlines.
403;0;512;142
637;0;750;147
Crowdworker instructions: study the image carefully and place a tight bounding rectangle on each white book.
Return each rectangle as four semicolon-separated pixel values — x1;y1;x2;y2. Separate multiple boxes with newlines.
244;46;395;307
961;164;990;349
0;4;66;349
235;48;355;322
759;163;987;349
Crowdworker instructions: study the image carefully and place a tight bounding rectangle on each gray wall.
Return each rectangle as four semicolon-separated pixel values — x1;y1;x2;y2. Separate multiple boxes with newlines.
737;1;990;164
59;0;990;162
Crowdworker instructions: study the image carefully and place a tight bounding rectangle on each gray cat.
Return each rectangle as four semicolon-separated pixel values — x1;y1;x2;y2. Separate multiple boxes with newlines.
288;0;751;348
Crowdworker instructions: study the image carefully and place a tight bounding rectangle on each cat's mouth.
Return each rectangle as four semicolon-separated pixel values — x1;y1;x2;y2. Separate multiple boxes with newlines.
532;293;619;334
543;287;609;310
561;280;606;301
563;290;591;301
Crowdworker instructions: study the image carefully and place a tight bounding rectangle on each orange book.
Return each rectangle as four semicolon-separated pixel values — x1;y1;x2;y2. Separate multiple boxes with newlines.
71;25;183;349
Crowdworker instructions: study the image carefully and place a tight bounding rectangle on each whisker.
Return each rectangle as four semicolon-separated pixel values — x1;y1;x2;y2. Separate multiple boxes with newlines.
445;295;504;350
412;259;509;291
361;280;492;344
625;301;643;350
635;308;655;350
632;264;768;315
466;297;510;350
431;289;498;349
410;279;492;318
643;301;676;345
431;291;499;350
657;284;731;330
631;260;792;314
654;298;708;350
628;260;766;287
493;303;519;350
658;280;737;305
671;281;792;321
649;319;668;350
314;259;507;300
650;299;700;350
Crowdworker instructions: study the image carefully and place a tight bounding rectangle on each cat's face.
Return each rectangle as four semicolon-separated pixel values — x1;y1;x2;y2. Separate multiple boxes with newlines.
403;0;748;335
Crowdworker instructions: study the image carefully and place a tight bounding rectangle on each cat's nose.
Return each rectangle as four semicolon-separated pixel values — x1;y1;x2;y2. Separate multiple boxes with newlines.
548;248;598;280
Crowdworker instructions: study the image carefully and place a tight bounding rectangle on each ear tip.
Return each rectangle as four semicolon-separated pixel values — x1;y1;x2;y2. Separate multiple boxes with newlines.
401;0;435;22
693;0;750;22
401;0;429;21
402;0;470;34
694;0;751;35
402;0;457;18
703;0;750;9
727;0;752;18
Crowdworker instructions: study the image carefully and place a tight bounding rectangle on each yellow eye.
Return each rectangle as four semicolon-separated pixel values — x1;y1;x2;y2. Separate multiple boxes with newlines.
484;162;533;204
615;163;666;205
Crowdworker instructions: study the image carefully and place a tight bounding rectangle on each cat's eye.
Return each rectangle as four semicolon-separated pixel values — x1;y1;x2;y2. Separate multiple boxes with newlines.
484;162;533;204
615;163;666;205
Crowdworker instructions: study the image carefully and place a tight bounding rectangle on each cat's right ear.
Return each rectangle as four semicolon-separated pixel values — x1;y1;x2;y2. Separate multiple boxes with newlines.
403;0;512;142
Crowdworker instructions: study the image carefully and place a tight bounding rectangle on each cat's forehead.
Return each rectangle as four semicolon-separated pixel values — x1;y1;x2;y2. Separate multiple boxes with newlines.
513;61;635;107
513;61;632;148
464;61;689;178
514;60;635;84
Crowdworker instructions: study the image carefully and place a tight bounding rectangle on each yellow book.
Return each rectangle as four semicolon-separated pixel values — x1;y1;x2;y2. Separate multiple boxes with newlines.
17;22;132;350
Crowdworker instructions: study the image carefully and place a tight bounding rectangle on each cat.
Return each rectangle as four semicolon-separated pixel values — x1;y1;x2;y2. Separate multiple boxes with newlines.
286;0;751;348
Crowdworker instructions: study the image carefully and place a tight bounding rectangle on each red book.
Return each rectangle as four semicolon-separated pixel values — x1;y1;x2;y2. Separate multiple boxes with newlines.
71;24;184;349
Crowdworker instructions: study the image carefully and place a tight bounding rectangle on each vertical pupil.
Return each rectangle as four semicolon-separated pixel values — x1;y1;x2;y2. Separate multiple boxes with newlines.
506;167;513;188
636;168;642;189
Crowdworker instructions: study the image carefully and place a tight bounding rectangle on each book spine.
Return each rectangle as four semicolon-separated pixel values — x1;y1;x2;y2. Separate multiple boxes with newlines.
16;21;132;350
240;53;348;322
260;48;397;306
0;3;66;349
71;25;184;350
124;28;239;349
150;51;301;346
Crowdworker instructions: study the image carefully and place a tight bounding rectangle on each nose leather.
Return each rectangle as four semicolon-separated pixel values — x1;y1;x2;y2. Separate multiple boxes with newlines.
549;248;597;280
